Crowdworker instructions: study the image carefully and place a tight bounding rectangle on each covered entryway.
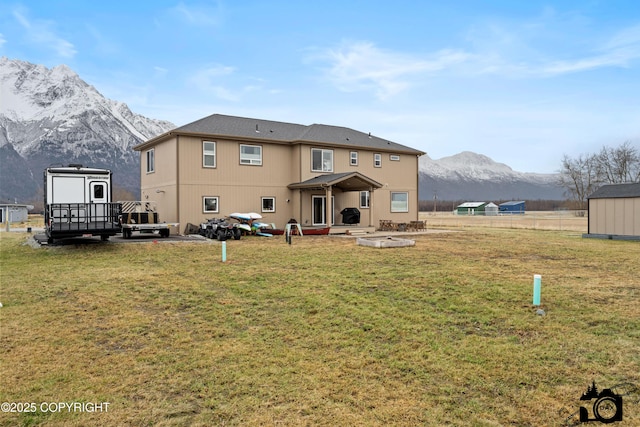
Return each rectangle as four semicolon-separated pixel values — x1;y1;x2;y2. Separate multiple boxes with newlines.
289;172;383;227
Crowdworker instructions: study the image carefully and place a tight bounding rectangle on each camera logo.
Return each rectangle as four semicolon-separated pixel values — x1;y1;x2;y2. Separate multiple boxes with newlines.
578;381;623;423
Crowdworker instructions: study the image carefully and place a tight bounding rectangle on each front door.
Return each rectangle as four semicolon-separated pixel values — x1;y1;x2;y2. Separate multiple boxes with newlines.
312;196;334;226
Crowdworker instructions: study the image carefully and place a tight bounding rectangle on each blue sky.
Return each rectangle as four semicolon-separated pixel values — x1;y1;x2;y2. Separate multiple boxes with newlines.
1;1;639;173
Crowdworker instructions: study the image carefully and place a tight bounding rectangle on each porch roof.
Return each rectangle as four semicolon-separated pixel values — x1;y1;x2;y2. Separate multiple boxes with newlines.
288;172;383;191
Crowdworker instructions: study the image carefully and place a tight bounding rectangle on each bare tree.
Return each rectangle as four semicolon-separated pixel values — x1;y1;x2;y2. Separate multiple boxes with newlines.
558;153;600;209
595;141;640;184
559;142;640;209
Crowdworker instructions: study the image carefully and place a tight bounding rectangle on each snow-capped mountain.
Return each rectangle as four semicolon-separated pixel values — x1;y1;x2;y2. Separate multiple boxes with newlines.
0;57;175;202
1;58;565;205
419;152;565;201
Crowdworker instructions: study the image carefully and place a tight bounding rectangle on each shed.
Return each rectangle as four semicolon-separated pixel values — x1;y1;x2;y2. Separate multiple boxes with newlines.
485;202;499;216
499;201;525;215
456;202;488;215
585;182;640;240
0;203;33;224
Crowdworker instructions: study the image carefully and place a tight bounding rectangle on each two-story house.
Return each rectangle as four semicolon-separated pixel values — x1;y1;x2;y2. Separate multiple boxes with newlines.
133;114;424;232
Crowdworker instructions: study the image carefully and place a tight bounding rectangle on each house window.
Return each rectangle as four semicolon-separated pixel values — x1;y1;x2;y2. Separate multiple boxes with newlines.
203;196;219;213
240;144;262;165
203;141;216;168
146;149;155;173
350;151;358;166
312;148;333;172
261;197;275;213
390;155;400;161
360;191;370;209
391;192;409;212
374;153;382;167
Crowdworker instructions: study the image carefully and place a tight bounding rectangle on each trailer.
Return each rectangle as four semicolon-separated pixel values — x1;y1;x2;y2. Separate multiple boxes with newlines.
44;165;121;243
119;201;178;239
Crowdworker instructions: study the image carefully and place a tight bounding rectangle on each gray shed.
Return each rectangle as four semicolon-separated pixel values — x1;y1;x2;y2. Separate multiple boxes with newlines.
0;203;33;224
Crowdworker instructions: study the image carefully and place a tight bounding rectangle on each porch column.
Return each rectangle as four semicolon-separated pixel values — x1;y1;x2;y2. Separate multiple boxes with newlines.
325;185;333;226
368;186;374;227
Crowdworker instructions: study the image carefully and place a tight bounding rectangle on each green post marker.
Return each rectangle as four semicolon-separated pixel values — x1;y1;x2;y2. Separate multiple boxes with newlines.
533;274;541;306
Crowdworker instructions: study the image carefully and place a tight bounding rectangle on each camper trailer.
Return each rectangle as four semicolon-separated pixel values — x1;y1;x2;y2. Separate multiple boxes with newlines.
44;165;121;243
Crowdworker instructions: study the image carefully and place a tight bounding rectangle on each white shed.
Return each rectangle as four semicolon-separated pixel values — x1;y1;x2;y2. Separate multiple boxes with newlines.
485;202;499;216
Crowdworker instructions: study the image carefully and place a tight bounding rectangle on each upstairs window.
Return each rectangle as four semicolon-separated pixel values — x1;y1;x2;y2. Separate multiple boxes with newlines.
240;144;262;165
146;149;155;173
390;155;400;161
374;153;382;167
203;141;216;168
350;151;358;166
312;148;333;172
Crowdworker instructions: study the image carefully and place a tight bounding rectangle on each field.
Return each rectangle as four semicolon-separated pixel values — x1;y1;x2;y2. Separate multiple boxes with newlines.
420;211;588;232
1;224;638;426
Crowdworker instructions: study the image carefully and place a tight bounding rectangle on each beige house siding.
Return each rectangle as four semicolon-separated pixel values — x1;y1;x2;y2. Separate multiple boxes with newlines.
135;115;424;231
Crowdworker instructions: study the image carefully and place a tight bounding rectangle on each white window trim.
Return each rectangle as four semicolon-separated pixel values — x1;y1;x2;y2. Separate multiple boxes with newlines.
203;196;219;213
374;153;382;168
203;141;216;168
391;192;409;212
390;154;400;161
350;151;358;166
261;196;275;213
360;191;370;209
311;148;334;172
146;149;155;173
240;144;263;165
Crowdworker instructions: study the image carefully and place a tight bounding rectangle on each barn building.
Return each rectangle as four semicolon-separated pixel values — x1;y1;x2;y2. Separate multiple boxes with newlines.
499;201;525;215
584;182;640;240
456;202;488;215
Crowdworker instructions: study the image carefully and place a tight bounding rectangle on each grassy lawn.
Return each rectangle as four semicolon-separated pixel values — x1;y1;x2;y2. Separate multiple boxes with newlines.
1;229;638;426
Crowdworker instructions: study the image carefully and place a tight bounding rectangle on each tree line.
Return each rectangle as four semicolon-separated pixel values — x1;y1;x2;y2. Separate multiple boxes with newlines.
559;141;640;209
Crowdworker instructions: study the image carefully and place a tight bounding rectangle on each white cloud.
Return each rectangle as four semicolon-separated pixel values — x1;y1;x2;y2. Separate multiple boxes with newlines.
171;1;223;27
188;65;239;101
312;41;471;99
0;33;6;48
12;8;76;58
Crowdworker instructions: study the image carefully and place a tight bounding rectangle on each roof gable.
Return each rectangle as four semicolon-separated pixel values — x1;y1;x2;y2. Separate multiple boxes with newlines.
288;172;383;191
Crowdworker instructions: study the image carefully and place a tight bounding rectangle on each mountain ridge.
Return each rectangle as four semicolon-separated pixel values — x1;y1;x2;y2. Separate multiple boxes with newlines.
0;57;175;202
418;152;565;201
0;57;566;205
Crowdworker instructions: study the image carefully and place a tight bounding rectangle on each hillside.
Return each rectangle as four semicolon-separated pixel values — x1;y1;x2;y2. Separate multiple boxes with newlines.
0;57;175;202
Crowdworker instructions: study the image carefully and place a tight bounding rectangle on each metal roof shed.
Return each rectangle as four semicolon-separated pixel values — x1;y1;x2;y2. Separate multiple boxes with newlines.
499;201;525;215
456;202;487;215
585;182;640;240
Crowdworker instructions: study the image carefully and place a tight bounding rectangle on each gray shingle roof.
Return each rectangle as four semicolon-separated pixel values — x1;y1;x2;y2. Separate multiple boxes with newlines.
172;114;423;154
588;182;640;199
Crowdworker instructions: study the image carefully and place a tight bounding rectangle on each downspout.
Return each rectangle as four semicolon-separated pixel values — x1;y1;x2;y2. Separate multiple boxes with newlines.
415;155;420;220
369;185;374;227
176;135;180;229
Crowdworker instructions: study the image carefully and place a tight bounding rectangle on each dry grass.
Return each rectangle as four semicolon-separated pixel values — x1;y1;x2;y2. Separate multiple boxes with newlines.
0;227;638;426
420;211;588;232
